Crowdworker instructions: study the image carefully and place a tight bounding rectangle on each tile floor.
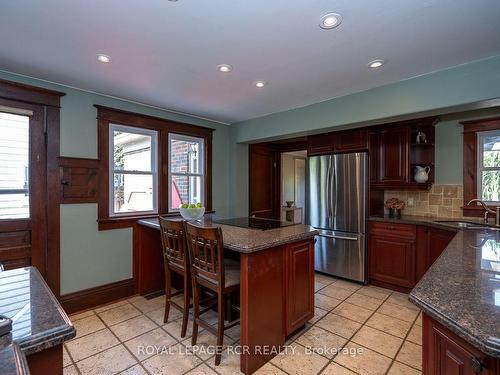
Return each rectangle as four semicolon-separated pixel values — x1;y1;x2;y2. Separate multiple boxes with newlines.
64;274;422;375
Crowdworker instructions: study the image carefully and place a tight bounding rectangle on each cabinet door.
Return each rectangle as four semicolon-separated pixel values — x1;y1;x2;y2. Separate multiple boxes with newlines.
378;126;410;184
427;228;456;268
369;131;379;184
333;129;368;152
286;240;314;335
307;133;335;156
369;234;415;288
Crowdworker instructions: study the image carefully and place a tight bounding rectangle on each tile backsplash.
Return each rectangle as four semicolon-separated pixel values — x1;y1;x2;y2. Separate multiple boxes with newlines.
384;184;464;218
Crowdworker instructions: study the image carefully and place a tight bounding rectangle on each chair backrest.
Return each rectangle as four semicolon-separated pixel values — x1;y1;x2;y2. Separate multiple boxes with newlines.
159;217;188;272
184;222;225;288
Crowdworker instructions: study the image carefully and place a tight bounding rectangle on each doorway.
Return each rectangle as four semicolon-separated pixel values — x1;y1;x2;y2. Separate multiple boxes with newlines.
280;150;307;223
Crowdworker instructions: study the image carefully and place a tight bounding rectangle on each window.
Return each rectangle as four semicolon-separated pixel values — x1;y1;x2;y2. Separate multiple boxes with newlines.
477;130;500;203
0;111;30;219
109;124;158;216
169;134;204;210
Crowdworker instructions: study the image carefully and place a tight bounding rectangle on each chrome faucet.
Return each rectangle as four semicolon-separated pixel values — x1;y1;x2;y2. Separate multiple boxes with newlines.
466;199;500;227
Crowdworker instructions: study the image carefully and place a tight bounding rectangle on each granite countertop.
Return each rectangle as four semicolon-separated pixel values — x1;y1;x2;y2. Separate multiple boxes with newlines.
369;214;488;230
370;215;500;358
0;267;76;373
0;338;29;375
138;217;318;253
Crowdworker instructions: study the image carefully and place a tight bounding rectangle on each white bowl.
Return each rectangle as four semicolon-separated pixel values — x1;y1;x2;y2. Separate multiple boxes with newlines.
179;207;205;221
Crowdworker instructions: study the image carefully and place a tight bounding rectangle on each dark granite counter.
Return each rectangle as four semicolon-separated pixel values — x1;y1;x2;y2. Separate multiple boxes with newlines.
0;339;29;375
0;267;76;373
370;216;500;358
138;217;318;253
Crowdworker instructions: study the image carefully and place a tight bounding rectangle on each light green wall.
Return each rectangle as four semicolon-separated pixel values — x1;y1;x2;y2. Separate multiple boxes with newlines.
0;71;230;294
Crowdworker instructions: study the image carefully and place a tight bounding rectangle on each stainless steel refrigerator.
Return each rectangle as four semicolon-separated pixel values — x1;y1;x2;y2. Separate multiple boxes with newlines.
305;152;367;282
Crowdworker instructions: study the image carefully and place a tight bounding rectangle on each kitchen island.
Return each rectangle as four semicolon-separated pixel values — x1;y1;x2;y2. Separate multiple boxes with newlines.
134;217;318;374
0;267;76;375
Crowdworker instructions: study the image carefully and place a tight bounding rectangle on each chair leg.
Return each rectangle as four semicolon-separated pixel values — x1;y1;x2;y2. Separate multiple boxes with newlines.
215;292;225;366
191;282;200;346
163;270;171;324
180;274;190;338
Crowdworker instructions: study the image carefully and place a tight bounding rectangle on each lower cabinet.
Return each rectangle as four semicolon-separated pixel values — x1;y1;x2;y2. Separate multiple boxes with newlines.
423;314;498;375
285;239;314;335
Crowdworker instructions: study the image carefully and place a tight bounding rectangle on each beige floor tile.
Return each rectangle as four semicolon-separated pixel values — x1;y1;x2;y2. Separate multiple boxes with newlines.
388;361;422;375
345;292;384;311
415;313;422;327
351;326;403;358
119;364;149;375
321;362;357;375
224;324;241;342
315;313;362;339
94;299;129;313
386;293;419;311
314;273;337;285
63;345;72;367
407;324;422;345
378;303;419;323
129;295;165;314
270;343;329;375
69;310;95;322
295;326;347;359
334;280;363;292
110;315;157;342
365;313;413;339
164;319;194;340
315;281;327;292
98;303;142;326
186;363;219;374
76;344;137;375
182;329;232;360
309;306;328;324
142;343;202;375
334;342;392;375
254;362;288;374
72;315;106;339
207;351;243;374
63;365;79;375
66;328;120;362
147;306;182;325
333;302;373;324
318;284;355;300
356;286;392;300
315;293;343;311
397;341;422;370
125;327;177;361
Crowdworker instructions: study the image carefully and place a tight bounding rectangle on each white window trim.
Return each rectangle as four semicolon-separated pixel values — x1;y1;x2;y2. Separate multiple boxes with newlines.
477;129;500;204
109;123;159;216
168;133;205;211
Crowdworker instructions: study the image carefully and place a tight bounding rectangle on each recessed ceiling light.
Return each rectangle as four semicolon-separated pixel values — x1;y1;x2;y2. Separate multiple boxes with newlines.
368;59;385;68
217;64;232;73
97;54;111;63
319;13;342;29
254;81;267;88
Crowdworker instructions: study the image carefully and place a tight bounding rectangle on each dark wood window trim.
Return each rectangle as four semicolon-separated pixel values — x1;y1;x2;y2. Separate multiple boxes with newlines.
96;105;214;230
462;116;500;217
0;79;65;297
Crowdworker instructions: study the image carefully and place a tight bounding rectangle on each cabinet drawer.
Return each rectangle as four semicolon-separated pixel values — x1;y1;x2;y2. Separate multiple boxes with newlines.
369;221;416;240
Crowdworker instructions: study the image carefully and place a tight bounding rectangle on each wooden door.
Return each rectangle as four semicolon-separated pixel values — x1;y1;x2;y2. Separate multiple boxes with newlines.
0;99;46;273
286;240;314;335
248;143;279;219
368;234;415;288
378;126;410;184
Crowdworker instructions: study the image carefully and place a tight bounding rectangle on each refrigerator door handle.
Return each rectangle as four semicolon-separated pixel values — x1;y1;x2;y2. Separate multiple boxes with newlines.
326;157;332;227
318;233;359;241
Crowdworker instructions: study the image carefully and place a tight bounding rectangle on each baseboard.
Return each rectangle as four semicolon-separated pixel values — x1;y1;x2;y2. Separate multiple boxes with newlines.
60;278;135;314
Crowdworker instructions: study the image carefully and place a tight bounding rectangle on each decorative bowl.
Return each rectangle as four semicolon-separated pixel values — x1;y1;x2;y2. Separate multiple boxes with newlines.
179;207;205;221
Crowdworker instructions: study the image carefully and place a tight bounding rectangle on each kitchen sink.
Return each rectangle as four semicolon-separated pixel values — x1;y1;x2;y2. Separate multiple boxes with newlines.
434;220;492;230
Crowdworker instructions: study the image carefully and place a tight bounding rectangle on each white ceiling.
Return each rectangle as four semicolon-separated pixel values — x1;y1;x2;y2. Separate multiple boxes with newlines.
1;0;500;124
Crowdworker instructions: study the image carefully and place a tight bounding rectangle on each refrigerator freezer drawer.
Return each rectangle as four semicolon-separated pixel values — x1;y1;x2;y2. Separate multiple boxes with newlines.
314;233;366;283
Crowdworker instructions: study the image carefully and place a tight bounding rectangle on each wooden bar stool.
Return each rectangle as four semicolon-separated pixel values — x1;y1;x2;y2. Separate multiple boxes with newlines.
158;217;191;338
184;222;240;366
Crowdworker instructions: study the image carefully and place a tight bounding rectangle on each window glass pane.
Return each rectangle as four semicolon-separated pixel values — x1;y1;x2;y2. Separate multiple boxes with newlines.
113;173;154;213
170;175;203;209
113;130;152;171
170;138;201;174
482;133;500;168
0;112;29;219
481;170;500;202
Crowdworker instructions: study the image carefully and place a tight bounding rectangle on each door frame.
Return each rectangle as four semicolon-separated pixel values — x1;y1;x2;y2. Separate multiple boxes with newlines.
0;78;64;297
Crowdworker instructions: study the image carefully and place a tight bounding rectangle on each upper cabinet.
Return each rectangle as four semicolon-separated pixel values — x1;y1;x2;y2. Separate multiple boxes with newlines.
377;126;410;184
307;128;367;155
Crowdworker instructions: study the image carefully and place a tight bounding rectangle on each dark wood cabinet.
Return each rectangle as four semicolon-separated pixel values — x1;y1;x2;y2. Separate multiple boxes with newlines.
369;131;379;184
285;239;314;335
59;157;99;203
307;129;367;155
378;126;410;184
368;222;416;291
423;314;498;375
307;133;335;155
416;226;457;280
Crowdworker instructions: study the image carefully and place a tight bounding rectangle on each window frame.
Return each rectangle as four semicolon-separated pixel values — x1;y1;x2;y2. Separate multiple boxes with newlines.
168;133;205;211
96;106;213;230
476;129;500;204
108;123;159;217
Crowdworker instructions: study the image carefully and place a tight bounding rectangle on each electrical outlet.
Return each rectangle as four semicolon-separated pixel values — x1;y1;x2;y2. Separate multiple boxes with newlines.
407;197;414;207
